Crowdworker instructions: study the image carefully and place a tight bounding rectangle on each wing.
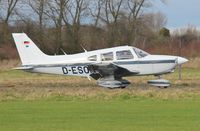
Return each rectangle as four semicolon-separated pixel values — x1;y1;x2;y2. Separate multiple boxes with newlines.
87;63;139;80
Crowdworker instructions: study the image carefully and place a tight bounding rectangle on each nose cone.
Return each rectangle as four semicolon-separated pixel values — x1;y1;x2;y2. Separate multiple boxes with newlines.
177;57;188;65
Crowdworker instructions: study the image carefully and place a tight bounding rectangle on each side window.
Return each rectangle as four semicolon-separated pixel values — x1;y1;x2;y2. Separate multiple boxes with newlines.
116;50;134;60
88;55;97;61
101;52;113;61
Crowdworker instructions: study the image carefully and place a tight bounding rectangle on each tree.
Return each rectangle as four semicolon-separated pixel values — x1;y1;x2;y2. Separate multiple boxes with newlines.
0;0;19;23
63;0;89;53
159;27;170;37
95;0;124;46
126;0;147;45
89;0;104;27
28;0;48;51
125;0;167;46
0;0;19;45
46;0;69;54
146;12;167;32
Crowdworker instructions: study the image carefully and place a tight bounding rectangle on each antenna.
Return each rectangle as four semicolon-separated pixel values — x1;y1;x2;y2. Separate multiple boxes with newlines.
60;48;67;55
81;45;87;52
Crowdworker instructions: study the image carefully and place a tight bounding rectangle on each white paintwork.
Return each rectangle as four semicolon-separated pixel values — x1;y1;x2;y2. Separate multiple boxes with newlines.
12;33;188;81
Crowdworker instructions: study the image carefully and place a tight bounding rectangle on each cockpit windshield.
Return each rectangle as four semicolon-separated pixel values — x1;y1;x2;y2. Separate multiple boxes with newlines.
133;47;149;58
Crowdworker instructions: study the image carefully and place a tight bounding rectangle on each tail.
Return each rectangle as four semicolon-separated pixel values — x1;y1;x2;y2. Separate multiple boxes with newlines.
12;33;48;65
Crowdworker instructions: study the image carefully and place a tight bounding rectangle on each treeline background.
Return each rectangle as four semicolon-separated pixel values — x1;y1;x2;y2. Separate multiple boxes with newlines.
0;0;200;59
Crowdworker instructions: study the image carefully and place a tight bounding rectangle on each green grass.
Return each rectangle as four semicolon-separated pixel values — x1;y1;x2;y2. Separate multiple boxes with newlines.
1;62;200;130
1;99;200;131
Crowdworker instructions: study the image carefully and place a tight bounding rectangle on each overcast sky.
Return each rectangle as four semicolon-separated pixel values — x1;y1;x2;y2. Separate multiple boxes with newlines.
154;0;200;29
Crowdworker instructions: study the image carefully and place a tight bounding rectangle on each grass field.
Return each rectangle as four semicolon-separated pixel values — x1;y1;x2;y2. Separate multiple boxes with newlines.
0;59;200;131
1;99;200;131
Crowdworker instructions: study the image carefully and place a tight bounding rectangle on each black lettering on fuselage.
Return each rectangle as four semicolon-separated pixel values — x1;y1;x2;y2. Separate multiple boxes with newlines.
71;67;78;74
62;66;90;75
77;66;84;74
62;67;68;74
83;66;89;74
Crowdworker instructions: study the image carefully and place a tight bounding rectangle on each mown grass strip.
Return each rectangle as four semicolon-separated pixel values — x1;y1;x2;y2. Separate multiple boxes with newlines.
0;99;200;131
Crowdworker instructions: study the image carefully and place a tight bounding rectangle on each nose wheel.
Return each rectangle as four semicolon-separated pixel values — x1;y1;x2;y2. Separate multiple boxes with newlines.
147;76;171;88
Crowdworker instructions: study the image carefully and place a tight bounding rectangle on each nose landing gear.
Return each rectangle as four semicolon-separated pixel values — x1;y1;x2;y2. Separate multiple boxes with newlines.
147;76;171;88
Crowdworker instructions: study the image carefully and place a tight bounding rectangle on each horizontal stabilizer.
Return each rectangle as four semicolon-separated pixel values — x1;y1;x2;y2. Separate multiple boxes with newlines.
13;66;34;70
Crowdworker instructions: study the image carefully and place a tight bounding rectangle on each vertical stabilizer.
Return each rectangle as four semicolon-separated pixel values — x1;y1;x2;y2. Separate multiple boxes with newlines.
12;33;48;65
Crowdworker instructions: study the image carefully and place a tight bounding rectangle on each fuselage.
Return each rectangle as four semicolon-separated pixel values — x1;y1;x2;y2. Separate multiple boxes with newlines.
26;46;187;77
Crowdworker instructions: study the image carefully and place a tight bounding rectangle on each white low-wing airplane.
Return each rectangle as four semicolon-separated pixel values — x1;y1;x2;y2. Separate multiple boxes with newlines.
12;33;188;88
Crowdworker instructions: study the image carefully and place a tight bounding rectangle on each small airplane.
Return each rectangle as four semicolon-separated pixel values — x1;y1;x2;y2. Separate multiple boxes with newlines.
12;33;188;89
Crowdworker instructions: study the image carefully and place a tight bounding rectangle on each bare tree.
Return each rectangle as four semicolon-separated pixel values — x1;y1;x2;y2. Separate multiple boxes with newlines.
126;0;167;45
28;0;48;50
0;0;19;23
89;0;104;27
107;0;123;24
28;0;47;30
0;0;19;45
68;0;87;25
145;12;167;32
46;0;69;54
98;0;123;25
124;0;158;46
127;0;145;21
126;0;146;44
95;0;124;46
63;0;88;52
